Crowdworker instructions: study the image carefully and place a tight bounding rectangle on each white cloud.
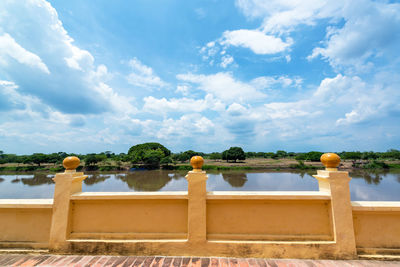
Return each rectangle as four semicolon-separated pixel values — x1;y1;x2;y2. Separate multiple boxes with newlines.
158;114;215;139
0;33;50;74
220;55;234;68
177;72;266;103
175;84;190;96
142;94;224;114
64;46;94;71
308;1;400;72
226;103;247;116
221;29;292;55
251;75;302;90
127;57;167;88
0;0;131;115
235;0;343;34
235;0;400;73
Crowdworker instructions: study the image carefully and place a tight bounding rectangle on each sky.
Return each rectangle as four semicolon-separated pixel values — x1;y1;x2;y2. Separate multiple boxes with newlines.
0;0;400;154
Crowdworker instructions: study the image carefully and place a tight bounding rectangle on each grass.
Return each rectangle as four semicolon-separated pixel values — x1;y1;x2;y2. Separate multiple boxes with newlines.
289;160;319;170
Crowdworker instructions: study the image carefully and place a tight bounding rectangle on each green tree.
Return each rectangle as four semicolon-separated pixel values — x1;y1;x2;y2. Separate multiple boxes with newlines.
222;147;246;162
295;153;306;160
30;153;48;166
276;150;288;158
128;142;171;168
341;151;362;160
84;154;103;166
361;151;378;160
382;149;400;160
263;152;275;158
305;151;324;162
142;149;165;168
209;152;222;160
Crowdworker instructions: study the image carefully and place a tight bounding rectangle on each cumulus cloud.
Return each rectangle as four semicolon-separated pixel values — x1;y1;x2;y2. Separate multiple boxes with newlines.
234;0;400;73
127;58;167;88
0;33;50;74
220;55;234;68
176;72;266;103
308;1;400;72
221;29;292;55
175;84;190;96
251;75;302;90
0;0;133;114
235;0;343;34
157;114;215;139
143;94;224;114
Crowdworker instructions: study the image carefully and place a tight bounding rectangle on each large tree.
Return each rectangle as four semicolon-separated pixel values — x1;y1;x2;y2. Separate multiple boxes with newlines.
222;147;246;162
128;142;171;168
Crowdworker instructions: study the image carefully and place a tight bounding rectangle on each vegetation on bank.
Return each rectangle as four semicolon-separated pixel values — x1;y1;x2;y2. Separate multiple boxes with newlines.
1;145;400;172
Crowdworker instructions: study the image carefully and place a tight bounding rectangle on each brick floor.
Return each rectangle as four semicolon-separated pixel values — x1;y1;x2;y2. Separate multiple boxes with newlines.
0;255;398;267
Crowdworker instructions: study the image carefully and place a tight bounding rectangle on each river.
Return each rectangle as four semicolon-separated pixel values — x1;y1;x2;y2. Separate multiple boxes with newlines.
0;170;399;201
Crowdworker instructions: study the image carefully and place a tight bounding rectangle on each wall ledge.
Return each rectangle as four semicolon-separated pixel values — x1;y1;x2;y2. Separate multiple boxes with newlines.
71;192;188;200
0;199;53;208
207;191;331;200
351;201;400;211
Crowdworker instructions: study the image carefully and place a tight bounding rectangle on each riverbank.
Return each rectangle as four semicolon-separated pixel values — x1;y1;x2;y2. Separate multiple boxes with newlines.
1;158;399;173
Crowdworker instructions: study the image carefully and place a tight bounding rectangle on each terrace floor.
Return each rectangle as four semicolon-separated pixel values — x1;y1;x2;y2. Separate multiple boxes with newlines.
0;254;399;267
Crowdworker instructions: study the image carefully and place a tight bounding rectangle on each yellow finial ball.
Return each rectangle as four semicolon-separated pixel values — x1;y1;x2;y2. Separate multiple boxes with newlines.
320;153;341;169
190;156;204;171
63;156;80;170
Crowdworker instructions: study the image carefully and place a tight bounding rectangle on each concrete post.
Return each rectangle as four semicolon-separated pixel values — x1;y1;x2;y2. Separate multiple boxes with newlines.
49;156;87;252
313;153;357;259
186;156;208;243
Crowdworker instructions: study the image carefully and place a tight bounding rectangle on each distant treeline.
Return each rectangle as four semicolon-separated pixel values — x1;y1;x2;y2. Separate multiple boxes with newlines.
1;147;399;167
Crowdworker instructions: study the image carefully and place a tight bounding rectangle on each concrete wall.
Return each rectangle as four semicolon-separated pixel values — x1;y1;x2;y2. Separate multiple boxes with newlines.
206;198;333;241
0;167;399;259
0;199;53;249
69;198;188;239
352;201;400;256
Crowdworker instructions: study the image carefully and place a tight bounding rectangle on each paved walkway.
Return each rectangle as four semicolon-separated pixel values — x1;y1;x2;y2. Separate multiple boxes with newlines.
0;255;399;267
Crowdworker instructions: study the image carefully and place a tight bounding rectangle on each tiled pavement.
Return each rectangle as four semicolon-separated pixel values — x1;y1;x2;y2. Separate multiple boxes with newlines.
0;255;399;267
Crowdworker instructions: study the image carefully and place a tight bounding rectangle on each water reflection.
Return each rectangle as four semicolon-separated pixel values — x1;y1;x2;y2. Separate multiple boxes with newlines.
351;172;382;185
349;170;400;185
222;173;248;187
0;170;399;200
115;171;176;191
9;173;54;186
84;174;111;185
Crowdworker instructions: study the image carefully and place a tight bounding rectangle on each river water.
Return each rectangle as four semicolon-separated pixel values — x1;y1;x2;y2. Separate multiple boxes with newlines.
0;170;399;201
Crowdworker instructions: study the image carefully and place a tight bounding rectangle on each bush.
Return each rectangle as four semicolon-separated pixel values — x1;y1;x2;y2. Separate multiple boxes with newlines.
363;160;389;169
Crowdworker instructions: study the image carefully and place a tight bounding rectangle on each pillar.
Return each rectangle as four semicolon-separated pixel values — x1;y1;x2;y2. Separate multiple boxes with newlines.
186;156;208;243
313;153;357;259
49;156;87;252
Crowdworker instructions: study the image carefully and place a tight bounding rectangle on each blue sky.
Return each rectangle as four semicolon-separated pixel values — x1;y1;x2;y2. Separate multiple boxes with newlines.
1;0;400;154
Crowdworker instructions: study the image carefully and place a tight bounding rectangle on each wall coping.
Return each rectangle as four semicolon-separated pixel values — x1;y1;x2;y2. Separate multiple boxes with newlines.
69;191;331;201
351;201;400;211
207;191;331;200
71;191;188;200
0;199;53;208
